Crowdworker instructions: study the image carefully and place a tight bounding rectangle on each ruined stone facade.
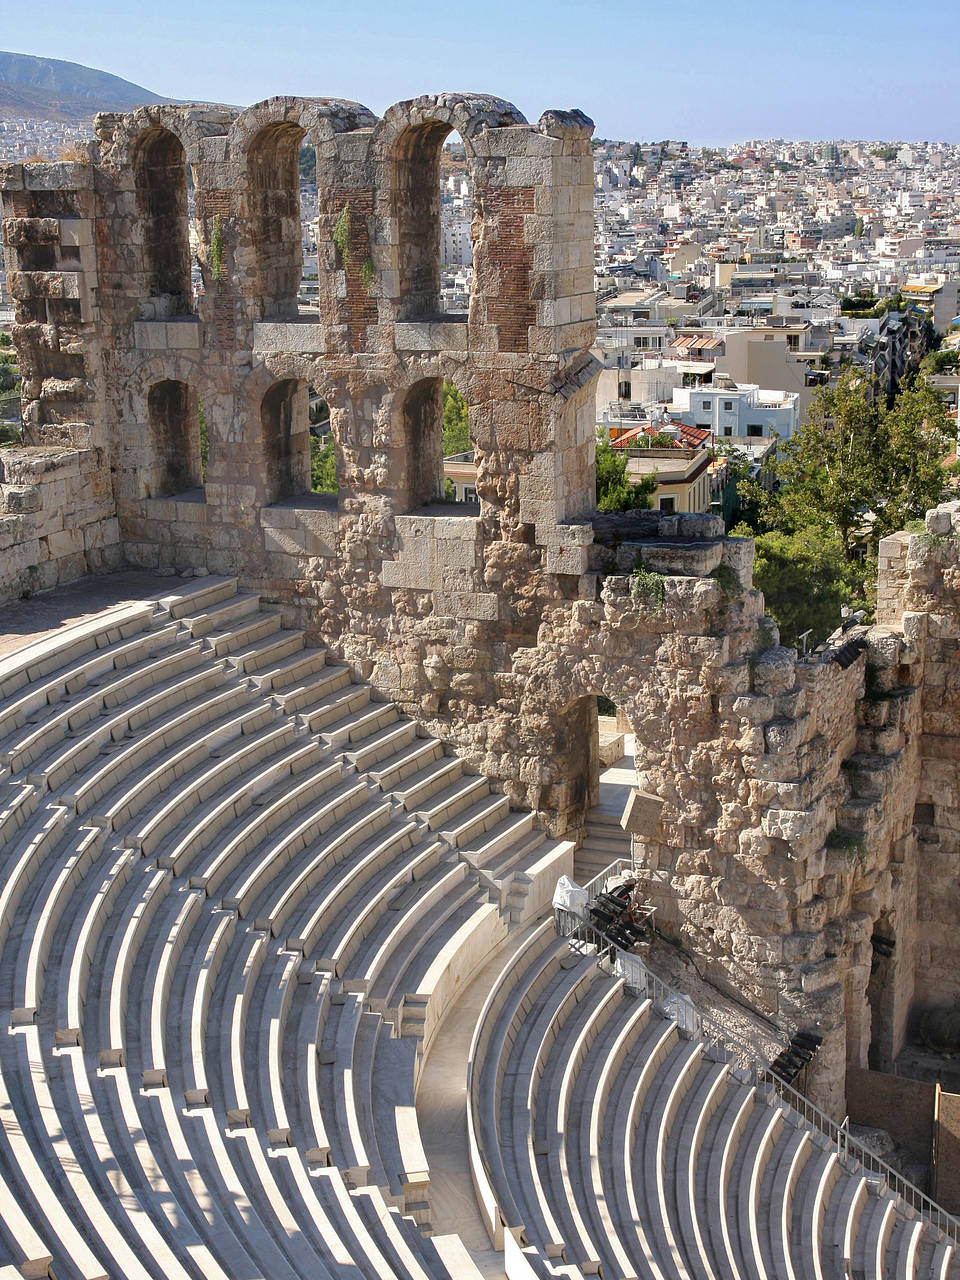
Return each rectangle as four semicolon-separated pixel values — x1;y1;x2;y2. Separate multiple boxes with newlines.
0;93;958;1116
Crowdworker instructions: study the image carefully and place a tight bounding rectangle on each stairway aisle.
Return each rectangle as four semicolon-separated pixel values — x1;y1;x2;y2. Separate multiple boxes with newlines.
574;742;635;882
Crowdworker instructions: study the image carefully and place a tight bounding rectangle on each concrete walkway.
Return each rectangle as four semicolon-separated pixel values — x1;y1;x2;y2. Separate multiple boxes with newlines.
0;569;192;657
595;734;637;821
416;932;542;1280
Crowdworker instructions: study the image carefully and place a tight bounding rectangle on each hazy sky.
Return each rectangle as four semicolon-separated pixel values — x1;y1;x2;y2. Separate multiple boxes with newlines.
8;0;960;144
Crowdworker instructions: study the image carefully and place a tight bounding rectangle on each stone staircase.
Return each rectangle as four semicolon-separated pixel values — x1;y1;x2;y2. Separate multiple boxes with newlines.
574;809;632;882
0;576;955;1280
0;576;573;1280
467;921;960;1280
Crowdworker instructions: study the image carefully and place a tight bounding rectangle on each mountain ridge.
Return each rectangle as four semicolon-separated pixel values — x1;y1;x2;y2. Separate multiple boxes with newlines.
0;50;172;121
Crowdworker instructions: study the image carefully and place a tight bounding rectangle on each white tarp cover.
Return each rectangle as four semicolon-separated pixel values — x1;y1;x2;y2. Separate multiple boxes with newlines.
552;875;589;917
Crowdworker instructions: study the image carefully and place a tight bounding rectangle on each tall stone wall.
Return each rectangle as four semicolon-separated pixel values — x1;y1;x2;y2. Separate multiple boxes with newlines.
0;95;957;1117
879;506;960;1015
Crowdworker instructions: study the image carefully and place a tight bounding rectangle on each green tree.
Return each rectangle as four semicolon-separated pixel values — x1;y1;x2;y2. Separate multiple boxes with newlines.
922;348;959;375
853;217;865;238
310;435;338;492
871;379;952;539
737;372;950;641
741;372;879;557
298;144;316;185
0;333;12;348
735;525;865;647
596;433;657;511
441;381;470;456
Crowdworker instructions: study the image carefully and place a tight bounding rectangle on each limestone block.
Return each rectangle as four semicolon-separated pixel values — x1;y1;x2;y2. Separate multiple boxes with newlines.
263;525;306;556
621;788;664;836
721;536;755;588
435;538;478;571
764;717;808;754
45;527;83;559
428;516;481;540
0;163;24;191
165;320;202;350
639;541;723;577
762;806;820;842
729;693;774;723
926;507;952;535
252;322;325;354
133;322;167;350
0;485;41;515
865;628;903;668
450;592;499;621
677;513;724;539
382;557;430;591
9;270;80;300
58;218;92;248
24;161;91;191
545;543;588;576
751;646;797;696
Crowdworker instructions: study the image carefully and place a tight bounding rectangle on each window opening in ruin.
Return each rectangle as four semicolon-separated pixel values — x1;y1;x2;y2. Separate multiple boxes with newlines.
396;127;473;320
298;139;319;314
247;123;312;320
401;377;477;512
132;127;193;318
308;388;337;496
146;380;203;499
260;377;336;507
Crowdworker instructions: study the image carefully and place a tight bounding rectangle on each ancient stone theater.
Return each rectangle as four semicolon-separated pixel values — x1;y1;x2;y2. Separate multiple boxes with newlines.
0;90;956;1279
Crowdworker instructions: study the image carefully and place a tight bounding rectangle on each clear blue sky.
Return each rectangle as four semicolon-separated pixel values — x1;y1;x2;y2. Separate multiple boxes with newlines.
8;0;960;144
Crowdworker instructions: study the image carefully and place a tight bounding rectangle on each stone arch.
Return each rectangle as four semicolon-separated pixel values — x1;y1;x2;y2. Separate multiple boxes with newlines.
400;377;444;507
231;99;378;321
146;378;203;498
375;95;526;321
130;125;192;314
260;377;311;503
245;120;307;319
557;687;640;822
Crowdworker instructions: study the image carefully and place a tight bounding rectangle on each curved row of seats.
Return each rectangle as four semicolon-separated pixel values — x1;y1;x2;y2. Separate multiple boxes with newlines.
0;577;573;1279
0;576;955;1280
467;922;958;1280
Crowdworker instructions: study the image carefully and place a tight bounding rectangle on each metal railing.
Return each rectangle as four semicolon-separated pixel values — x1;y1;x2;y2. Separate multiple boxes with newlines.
554;877;960;1246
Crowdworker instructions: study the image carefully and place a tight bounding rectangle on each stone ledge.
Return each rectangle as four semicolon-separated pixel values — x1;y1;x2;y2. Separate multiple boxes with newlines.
253;322;326;354
134;319;202;351
394;319;468;352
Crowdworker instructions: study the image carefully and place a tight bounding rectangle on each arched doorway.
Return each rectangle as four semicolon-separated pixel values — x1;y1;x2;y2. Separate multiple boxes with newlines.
560;691;638;883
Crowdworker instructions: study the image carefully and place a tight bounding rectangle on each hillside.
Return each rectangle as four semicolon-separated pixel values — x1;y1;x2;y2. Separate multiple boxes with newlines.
0;50;169;121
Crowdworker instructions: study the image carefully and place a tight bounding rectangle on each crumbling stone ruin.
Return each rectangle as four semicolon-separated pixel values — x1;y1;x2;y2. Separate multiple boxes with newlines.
0;93;959;1275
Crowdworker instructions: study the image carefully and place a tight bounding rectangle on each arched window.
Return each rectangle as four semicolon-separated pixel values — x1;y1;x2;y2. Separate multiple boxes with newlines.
247;123;308;319
397;377;478;511
402;378;444;507
395;126;472;320
261;378;310;503
146;380;202;498
132;127;192;315
297;138;320;314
